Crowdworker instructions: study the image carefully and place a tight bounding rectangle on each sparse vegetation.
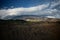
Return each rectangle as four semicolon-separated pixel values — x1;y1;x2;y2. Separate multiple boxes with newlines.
0;19;60;40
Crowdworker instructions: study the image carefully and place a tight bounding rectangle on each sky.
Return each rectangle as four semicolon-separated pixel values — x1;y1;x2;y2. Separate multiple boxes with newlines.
0;0;60;19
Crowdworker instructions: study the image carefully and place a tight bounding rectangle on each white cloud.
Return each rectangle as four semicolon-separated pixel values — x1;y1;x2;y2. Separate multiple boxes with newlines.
0;4;49;19
0;2;60;19
49;0;60;8
46;16;56;18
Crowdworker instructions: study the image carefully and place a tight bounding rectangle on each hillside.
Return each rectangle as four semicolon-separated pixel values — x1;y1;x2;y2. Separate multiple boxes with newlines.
0;18;60;40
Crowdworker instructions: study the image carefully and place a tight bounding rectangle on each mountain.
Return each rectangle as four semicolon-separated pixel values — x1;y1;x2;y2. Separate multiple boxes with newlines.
3;15;57;20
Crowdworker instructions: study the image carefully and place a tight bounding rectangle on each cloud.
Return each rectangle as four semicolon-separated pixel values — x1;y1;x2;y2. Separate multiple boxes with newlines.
0;4;49;19
49;0;60;8
46;16;56;18
0;0;60;19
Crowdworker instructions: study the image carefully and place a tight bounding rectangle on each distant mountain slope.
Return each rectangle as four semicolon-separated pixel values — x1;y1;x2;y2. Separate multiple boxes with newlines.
1;15;60;23
2;15;57;20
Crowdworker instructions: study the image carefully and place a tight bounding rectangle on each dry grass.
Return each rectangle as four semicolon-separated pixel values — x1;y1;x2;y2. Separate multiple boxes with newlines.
0;20;60;40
